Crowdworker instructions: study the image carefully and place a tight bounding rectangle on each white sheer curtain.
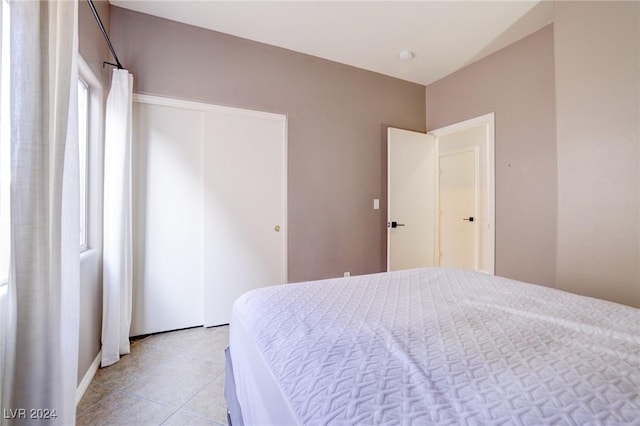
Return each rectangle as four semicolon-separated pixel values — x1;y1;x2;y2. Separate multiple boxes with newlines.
1;1;80;424
101;69;133;367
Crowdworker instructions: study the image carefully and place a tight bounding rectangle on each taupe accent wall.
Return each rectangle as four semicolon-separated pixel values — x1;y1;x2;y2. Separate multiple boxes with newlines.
426;25;557;287
109;7;426;282
554;1;639;307
79;0;112;88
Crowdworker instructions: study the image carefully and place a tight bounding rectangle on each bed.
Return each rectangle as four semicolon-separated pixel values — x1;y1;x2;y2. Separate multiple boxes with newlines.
225;267;640;425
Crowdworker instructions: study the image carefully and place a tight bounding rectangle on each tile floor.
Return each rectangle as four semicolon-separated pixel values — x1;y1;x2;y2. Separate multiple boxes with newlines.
76;325;229;425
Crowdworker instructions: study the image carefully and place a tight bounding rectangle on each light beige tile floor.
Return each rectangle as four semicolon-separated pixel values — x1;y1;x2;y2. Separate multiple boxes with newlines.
76;326;229;426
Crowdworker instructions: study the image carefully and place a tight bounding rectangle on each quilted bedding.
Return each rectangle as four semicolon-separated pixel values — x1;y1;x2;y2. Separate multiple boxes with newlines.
230;267;640;425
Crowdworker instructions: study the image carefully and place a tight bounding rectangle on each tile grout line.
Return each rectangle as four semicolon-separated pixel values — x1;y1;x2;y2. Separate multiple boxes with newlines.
77;326;229;425
116;362;223;424
159;370;225;425
75;382;115;417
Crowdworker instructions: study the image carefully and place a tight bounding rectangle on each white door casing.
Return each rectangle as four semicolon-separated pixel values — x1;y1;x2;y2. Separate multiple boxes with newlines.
387;128;437;271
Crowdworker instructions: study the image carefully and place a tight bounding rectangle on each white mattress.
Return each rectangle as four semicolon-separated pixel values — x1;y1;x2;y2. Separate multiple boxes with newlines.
229;267;640;425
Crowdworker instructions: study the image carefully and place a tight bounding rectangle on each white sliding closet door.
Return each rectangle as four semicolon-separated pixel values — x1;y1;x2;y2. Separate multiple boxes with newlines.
203;111;287;327
131;95;286;335
131;102;204;336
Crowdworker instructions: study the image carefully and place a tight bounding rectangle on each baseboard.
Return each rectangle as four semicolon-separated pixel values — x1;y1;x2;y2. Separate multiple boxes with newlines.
76;350;101;406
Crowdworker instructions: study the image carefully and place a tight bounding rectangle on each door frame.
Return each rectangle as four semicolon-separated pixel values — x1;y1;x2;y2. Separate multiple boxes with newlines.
429;112;495;275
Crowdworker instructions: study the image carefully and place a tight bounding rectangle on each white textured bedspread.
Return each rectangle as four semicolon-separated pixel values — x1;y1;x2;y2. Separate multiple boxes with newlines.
230;268;640;425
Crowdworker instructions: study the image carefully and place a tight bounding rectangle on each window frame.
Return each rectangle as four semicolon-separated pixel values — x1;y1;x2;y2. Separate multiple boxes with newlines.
77;55;104;258
78;77;89;251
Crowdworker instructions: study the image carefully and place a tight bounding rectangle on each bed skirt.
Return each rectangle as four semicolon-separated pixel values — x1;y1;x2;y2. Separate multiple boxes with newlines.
224;347;244;426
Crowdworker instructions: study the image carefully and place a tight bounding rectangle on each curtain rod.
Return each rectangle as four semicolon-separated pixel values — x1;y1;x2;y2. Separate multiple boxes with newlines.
87;0;123;70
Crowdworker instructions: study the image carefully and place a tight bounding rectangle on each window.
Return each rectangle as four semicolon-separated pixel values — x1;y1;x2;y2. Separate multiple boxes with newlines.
0;10;99;286
0;12;96;287
1;0;10;287
77;55;104;256
78;78;88;250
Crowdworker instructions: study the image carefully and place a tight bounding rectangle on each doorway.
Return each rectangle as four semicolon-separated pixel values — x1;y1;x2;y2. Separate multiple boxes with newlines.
387;113;494;274
431;113;495;274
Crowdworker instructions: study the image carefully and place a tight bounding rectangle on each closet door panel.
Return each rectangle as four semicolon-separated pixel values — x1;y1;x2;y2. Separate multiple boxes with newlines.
203;111;286;326
131;102;204;336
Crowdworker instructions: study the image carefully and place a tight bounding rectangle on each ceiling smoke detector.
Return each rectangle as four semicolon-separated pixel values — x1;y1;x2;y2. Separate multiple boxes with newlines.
398;50;414;61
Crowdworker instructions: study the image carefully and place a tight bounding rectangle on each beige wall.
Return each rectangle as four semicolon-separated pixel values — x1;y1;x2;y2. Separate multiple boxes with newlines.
426;25;557;287
77;0;110;385
554;1;639;307
79;0;112;88
109;7;426;283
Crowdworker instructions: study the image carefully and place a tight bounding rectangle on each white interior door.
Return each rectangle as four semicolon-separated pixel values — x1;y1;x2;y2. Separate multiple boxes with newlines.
131;95;286;335
131;102;205;336
431;113;495;275
439;148;478;269
203;112;286;327
387;128;436;271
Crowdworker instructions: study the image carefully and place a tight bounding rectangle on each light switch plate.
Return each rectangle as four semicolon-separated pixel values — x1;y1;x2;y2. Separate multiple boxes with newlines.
373;198;380;210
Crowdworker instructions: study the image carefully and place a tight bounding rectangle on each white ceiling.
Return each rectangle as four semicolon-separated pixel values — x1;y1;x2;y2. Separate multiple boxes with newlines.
109;1;554;86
